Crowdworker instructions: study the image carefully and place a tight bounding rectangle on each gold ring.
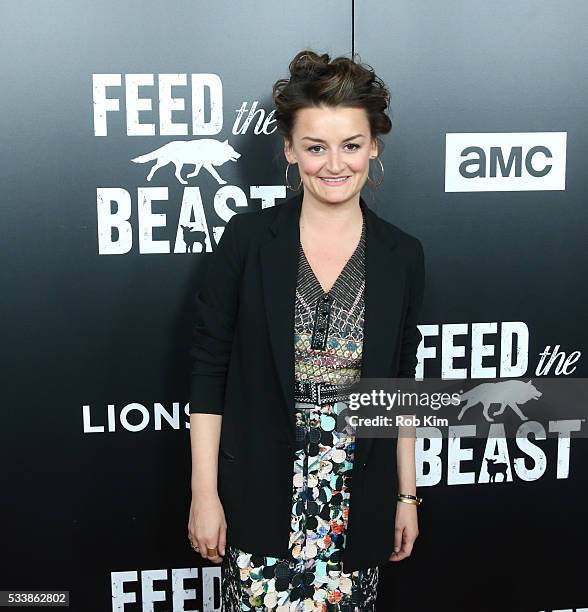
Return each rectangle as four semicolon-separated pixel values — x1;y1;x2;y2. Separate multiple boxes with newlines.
188;537;199;552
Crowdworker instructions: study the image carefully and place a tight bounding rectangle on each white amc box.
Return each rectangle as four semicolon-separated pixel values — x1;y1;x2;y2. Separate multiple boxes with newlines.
445;132;567;192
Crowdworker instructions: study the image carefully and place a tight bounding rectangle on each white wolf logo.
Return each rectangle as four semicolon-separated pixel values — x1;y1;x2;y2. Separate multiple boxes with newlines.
456;379;542;422
131;138;240;185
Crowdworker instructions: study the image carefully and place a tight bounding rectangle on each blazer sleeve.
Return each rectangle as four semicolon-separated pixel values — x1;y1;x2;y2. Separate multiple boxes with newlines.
189;214;242;415
397;238;425;379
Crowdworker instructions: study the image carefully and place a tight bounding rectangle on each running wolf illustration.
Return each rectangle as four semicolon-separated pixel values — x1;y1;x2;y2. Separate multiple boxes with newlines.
457;380;542;422
130;138;240;185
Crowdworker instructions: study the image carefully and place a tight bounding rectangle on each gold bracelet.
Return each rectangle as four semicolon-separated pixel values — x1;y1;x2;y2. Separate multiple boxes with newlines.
397;493;423;506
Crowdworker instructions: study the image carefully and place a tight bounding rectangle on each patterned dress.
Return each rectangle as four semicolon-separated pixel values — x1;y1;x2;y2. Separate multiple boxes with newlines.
222;208;378;611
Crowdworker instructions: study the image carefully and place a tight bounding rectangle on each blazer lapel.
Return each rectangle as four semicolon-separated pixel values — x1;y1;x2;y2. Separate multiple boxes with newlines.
259;192;302;440
260;191;404;464
358;198;403;466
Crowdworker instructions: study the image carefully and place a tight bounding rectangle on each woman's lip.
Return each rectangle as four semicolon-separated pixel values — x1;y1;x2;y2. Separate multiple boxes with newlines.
319;176;350;186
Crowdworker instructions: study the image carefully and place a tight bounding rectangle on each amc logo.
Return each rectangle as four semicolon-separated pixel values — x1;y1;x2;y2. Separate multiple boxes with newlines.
445;132;567;192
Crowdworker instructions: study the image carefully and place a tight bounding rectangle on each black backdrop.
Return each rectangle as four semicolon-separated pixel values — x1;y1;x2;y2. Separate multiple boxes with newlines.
2;1;587;611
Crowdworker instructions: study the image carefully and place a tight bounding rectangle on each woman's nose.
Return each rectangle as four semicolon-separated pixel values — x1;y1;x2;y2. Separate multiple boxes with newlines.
326;151;344;173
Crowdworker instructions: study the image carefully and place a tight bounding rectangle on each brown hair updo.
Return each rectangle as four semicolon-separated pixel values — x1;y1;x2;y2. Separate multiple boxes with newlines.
272;49;392;155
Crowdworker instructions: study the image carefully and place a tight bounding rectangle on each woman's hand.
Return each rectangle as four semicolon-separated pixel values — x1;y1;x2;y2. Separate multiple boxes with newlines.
188;491;227;564
388;502;419;562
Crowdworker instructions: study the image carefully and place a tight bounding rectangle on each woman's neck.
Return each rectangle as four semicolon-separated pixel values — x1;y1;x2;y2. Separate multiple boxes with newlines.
299;193;363;236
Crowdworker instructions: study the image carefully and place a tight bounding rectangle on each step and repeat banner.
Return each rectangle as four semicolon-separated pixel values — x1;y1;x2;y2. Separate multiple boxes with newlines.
2;1;587;611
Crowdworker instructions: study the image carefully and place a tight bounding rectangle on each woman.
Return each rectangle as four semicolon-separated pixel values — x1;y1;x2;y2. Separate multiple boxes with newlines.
187;50;425;611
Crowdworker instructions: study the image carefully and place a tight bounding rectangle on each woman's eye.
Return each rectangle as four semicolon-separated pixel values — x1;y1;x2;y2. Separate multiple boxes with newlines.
307;143;360;153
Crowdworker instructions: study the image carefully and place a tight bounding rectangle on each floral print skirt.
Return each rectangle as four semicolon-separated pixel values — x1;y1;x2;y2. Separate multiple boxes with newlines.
221;398;379;611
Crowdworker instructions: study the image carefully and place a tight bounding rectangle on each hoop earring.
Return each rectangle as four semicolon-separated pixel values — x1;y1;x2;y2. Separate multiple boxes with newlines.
285;162;303;191
366;156;384;188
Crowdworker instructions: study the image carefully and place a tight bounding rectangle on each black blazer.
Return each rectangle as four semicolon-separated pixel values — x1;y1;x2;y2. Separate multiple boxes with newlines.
189;190;425;572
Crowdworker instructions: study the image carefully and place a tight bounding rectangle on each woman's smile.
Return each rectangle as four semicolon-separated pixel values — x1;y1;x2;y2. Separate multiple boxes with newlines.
318;175;351;186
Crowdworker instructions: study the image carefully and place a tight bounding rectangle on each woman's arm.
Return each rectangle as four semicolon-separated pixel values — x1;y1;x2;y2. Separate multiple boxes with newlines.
396;425;417;496
390;423;419;562
187;214;243;564
390;238;425;562
396;236;425;497
188;413;226;564
190;413;222;497
189;214;242;415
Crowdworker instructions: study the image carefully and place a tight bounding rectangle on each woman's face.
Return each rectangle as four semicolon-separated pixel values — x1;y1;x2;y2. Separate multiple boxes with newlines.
284;104;378;205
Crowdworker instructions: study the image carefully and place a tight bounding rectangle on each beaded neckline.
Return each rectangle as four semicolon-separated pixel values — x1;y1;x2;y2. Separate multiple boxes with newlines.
297;211;366;311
